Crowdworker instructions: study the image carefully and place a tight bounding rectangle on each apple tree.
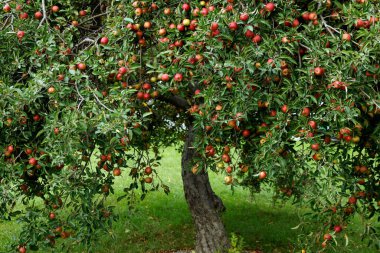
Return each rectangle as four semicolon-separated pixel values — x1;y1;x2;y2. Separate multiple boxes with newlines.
1;0;379;252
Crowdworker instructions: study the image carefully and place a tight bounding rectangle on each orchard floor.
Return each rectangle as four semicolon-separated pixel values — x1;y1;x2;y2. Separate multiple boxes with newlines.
0;146;378;253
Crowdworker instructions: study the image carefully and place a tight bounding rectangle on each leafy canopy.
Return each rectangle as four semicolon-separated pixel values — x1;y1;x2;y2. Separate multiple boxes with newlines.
0;0;379;252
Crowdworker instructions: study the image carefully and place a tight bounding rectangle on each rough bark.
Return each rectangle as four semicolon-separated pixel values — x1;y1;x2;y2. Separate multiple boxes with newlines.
181;125;229;253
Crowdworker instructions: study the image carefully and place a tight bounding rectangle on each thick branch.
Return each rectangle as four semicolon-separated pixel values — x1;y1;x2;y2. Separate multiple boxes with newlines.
157;95;190;110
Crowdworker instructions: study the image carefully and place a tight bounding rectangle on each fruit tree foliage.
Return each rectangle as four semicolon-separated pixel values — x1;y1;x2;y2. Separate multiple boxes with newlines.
0;0;379;252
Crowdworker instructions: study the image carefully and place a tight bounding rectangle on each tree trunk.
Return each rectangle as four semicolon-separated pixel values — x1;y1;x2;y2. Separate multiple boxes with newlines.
181;124;229;253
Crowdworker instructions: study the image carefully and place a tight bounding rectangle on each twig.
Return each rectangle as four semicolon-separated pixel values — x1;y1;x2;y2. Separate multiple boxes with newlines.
38;0;48;28
139;48;143;81
298;47;302;67
320;16;340;37
360;88;380;109
82;11;110;24
74;37;95;49
10;15;14;31
299;43;312;52
14;151;24;163
93;92;115;112
74;83;85;110
0;15;11;30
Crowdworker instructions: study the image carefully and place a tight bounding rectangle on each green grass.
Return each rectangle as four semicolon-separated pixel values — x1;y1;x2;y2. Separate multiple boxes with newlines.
0;146;378;253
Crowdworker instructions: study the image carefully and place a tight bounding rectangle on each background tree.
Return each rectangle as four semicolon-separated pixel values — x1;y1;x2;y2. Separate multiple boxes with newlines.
1;0;379;252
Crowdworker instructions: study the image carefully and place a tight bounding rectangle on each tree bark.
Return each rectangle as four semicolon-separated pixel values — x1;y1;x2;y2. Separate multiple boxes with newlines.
181;124;229;253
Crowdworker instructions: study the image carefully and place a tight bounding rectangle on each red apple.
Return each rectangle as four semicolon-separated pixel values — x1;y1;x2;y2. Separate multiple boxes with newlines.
292;19;300;27
113;168;121;176
356;19;364;28
3;4;11;12
136;91;144;100
7;145;14;153
342;33;351;41
323;233;332;241
210;22;218;31
308;12;317;21
314;67;324;76
100;37;109;45
245;29;254;38
143;93;151;100
348;196;357;205
34;11;43;19
145;166;153;175
242;129;251;138
265;2;276;12
200;7;208;16
252;35;262;43
301;107;310;117
78;10;87;16
177;24;185;32
142;83;151;90
225;166;233;174
182;3;190;11
308;120;317;129
229;22;238;31
144;177;153;183
49;212;56;220
205;145;215;157
77;63;86;71
240;13;249;22
33;114;41;122
259;171;267;179
174;73;183;82
222;154;231;163
17;31;25;39
19;12;28;19
281;104;288;113
51;5;59;13
334;225;342;233
269;109;277;117
158;28;166;36
161;73;170;82
312;153;322;161
302;12;310;21
29;157;37;166
118;66;127;75
311;143;320;151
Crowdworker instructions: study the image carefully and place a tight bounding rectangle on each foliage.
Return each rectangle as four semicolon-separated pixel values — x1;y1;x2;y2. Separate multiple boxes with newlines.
227;233;245;253
0;0;379;252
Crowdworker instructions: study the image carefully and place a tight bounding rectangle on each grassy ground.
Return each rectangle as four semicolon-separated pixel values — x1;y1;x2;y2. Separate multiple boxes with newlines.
0;146;378;253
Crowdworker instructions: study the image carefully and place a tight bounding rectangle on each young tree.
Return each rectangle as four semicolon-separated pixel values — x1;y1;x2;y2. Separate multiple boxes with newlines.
1;0;379;252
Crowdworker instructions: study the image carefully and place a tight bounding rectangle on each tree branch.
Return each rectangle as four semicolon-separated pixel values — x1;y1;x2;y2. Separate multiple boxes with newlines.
38;0;48;28
93;92;115;112
320;16;340;37
74;83;85;110
157;95;190;110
